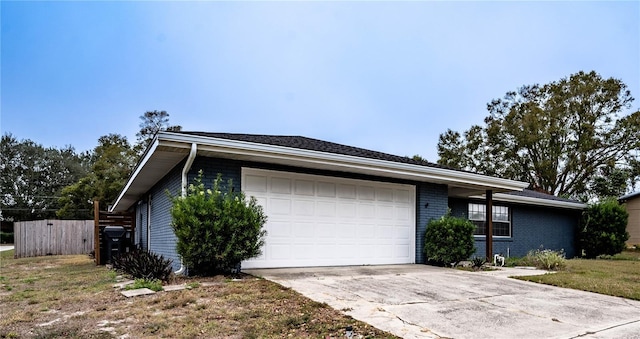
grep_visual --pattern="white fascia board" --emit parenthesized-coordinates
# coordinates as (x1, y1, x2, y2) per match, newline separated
(469, 193, 587, 210)
(109, 138, 160, 212)
(158, 132, 529, 191)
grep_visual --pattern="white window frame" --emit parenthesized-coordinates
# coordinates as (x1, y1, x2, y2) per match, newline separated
(468, 203, 511, 238)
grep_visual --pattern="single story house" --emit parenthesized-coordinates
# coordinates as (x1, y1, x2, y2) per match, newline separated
(110, 132, 586, 271)
(619, 191, 640, 246)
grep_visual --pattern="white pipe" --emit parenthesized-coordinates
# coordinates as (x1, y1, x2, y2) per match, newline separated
(175, 142, 197, 275)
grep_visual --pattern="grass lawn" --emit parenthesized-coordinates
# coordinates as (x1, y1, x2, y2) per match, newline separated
(0, 250, 398, 338)
(515, 250, 640, 300)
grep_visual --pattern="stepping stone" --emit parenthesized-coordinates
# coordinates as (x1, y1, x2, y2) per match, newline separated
(121, 288, 156, 297)
(163, 284, 187, 292)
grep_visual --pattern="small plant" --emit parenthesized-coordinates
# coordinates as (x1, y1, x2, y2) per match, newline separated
(524, 248, 566, 270)
(424, 212, 476, 267)
(112, 249, 173, 282)
(187, 282, 201, 289)
(471, 256, 486, 270)
(125, 278, 163, 292)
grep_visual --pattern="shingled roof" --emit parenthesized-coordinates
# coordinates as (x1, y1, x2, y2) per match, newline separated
(176, 131, 445, 168)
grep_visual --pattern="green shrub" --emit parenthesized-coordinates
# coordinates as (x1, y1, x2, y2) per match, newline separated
(126, 278, 163, 292)
(524, 248, 566, 270)
(579, 198, 629, 259)
(0, 232, 14, 244)
(170, 172, 267, 276)
(424, 213, 476, 267)
(112, 249, 174, 282)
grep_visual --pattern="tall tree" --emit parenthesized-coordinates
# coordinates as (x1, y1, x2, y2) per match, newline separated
(437, 71, 640, 201)
(57, 134, 137, 219)
(0, 134, 89, 221)
(135, 110, 182, 152)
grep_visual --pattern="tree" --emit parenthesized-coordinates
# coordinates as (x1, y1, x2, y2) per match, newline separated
(0, 134, 89, 221)
(57, 134, 137, 219)
(170, 172, 267, 275)
(135, 110, 182, 153)
(438, 71, 640, 200)
(578, 198, 629, 258)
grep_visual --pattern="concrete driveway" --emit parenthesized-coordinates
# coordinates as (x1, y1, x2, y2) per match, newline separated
(245, 265, 640, 339)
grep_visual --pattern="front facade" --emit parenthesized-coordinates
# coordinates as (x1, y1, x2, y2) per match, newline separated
(620, 192, 640, 246)
(113, 132, 584, 271)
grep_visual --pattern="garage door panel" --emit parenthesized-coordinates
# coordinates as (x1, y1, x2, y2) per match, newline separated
(294, 180, 315, 196)
(242, 168, 415, 268)
(317, 182, 336, 197)
(270, 198, 291, 214)
(338, 184, 357, 199)
(268, 221, 291, 237)
(244, 174, 267, 192)
(293, 200, 315, 216)
(337, 203, 357, 218)
(292, 221, 315, 238)
(395, 190, 411, 203)
(358, 204, 376, 218)
(271, 177, 291, 194)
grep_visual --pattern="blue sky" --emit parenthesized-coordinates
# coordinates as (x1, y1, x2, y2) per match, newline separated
(2, 1, 639, 162)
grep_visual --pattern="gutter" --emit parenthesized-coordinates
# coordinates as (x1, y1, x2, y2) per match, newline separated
(174, 142, 198, 275)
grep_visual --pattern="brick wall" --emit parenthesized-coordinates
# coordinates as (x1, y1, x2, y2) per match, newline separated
(450, 198, 579, 258)
(416, 183, 449, 263)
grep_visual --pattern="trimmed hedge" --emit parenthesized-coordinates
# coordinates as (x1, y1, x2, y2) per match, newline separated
(424, 213, 476, 267)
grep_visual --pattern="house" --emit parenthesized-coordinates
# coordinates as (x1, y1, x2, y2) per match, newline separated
(619, 191, 640, 247)
(110, 131, 586, 270)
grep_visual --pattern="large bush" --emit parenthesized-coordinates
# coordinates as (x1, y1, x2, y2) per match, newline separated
(170, 172, 267, 276)
(579, 198, 629, 258)
(424, 213, 476, 266)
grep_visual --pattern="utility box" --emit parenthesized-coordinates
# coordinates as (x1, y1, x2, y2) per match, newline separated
(103, 225, 126, 263)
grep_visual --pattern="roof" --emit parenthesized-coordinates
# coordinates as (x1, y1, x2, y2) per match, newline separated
(619, 191, 640, 202)
(177, 132, 445, 168)
(111, 131, 532, 212)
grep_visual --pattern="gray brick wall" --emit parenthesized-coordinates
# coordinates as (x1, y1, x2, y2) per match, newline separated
(450, 198, 578, 259)
(416, 183, 449, 263)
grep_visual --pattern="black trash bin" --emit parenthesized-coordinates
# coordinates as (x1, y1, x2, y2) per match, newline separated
(103, 225, 126, 264)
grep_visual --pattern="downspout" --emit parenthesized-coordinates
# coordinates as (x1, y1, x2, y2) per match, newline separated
(174, 142, 197, 275)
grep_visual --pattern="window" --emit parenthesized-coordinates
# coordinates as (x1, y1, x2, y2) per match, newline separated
(468, 203, 511, 237)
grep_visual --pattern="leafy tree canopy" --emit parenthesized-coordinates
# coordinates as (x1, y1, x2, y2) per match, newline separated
(1, 134, 90, 221)
(437, 71, 640, 201)
(57, 134, 137, 219)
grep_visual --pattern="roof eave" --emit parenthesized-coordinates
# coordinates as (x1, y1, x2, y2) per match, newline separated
(470, 193, 587, 210)
(159, 132, 529, 190)
(111, 131, 530, 211)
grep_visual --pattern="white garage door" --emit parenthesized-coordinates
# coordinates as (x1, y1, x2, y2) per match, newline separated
(241, 168, 416, 269)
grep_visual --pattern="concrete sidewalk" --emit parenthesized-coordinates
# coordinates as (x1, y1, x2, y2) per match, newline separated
(0, 245, 14, 252)
(245, 265, 640, 339)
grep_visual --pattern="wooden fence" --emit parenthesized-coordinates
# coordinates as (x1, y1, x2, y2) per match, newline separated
(14, 220, 94, 258)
